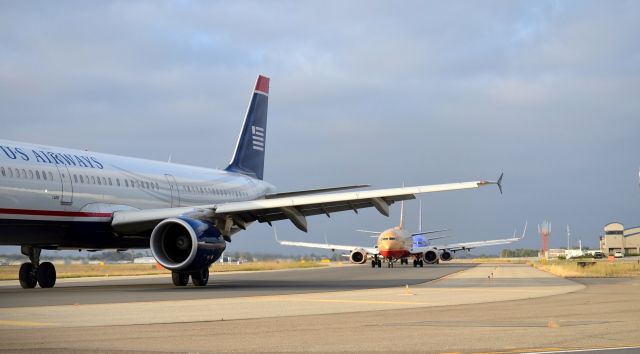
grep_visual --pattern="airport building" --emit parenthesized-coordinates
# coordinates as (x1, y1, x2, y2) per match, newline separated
(599, 222, 640, 255)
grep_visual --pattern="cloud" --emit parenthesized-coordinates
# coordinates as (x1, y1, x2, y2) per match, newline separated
(0, 0, 639, 255)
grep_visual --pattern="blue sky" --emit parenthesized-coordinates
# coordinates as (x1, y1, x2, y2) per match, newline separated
(1, 1, 639, 255)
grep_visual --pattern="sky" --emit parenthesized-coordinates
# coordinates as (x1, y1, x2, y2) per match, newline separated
(1, 1, 639, 256)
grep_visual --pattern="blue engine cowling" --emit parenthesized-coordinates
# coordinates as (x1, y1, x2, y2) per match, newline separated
(150, 217, 226, 272)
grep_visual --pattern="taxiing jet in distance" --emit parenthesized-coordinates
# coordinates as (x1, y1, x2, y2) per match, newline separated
(0, 75, 503, 288)
(276, 201, 525, 267)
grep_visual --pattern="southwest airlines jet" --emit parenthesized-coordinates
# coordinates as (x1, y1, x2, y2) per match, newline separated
(277, 201, 524, 267)
(0, 75, 502, 289)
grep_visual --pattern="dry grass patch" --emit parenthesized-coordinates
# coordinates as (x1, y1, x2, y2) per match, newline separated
(467, 258, 530, 264)
(0, 261, 327, 280)
(530, 260, 640, 277)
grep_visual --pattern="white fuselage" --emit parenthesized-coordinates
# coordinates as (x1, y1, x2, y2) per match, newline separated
(0, 139, 275, 248)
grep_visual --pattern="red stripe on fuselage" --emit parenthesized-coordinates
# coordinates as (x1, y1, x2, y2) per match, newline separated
(379, 249, 410, 259)
(0, 208, 113, 218)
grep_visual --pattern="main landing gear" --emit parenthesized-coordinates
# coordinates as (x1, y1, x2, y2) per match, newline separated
(400, 258, 409, 265)
(371, 257, 382, 268)
(413, 259, 424, 268)
(171, 267, 210, 287)
(19, 246, 57, 289)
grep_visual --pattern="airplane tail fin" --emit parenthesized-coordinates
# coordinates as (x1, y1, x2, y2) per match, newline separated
(399, 200, 405, 230)
(418, 200, 423, 233)
(225, 75, 270, 180)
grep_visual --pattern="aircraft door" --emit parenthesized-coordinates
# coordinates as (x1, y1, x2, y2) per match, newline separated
(165, 174, 180, 207)
(54, 164, 73, 205)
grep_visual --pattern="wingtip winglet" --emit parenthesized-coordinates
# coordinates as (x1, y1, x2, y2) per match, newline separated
(497, 172, 504, 194)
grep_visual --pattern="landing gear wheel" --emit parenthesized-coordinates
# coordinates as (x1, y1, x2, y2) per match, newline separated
(36, 262, 56, 288)
(377, 260, 382, 268)
(191, 267, 209, 287)
(413, 259, 418, 268)
(371, 260, 376, 268)
(19, 262, 37, 289)
(171, 271, 189, 286)
(419, 260, 424, 268)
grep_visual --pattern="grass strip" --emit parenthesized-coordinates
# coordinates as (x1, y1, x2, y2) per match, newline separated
(0, 261, 327, 280)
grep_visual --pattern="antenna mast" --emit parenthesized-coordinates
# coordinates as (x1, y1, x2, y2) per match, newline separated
(538, 221, 551, 259)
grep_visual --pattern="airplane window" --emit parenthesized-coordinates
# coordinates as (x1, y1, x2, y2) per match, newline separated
(101, 177, 106, 185)
(48, 172, 54, 180)
(91, 176, 96, 184)
(124, 180, 129, 187)
(41, 170, 46, 180)
(155, 182, 159, 190)
(7, 168, 12, 177)
(97, 177, 102, 185)
(73, 175, 78, 183)
(22, 169, 27, 178)
(35, 170, 40, 180)
(108, 178, 112, 186)
(116, 178, 120, 187)
(79, 175, 84, 183)
(136, 180, 140, 188)
(0, 167, 4, 177)
(145, 181, 150, 189)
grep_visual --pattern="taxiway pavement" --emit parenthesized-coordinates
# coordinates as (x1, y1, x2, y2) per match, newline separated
(1, 263, 638, 353)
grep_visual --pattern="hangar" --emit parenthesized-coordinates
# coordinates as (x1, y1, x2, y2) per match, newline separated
(599, 222, 640, 256)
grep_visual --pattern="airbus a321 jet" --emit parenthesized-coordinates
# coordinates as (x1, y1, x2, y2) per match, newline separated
(276, 201, 525, 267)
(0, 75, 503, 289)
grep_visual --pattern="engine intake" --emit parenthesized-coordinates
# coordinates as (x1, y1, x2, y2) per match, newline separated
(439, 250, 453, 262)
(349, 249, 368, 264)
(424, 249, 439, 264)
(150, 217, 226, 272)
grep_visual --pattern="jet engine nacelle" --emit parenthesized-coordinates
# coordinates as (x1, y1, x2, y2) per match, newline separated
(423, 249, 440, 264)
(150, 217, 226, 272)
(439, 250, 453, 262)
(349, 249, 368, 264)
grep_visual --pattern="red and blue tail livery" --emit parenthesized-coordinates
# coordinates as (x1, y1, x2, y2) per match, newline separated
(225, 75, 269, 180)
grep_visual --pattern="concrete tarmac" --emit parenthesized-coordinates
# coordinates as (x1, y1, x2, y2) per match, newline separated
(1, 263, 639, 353)
(0, 263, 471, 307)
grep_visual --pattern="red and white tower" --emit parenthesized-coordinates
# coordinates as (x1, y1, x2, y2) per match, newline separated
(538, 221, 551, 259)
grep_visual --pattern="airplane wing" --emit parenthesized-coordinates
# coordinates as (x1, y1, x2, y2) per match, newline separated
(275, 239, 378, 255)
(111, 176, 502, 237)
(431, 222, 526, 252)
(411, 229, 448, 237)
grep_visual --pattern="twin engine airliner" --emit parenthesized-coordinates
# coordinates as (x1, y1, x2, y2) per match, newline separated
(276, 201, 524, 267)
(0, 75, 502, 288)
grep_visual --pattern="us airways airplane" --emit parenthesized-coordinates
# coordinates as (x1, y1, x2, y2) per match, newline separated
(276, 201, 524, 267)
(0, 75, 502, 289)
